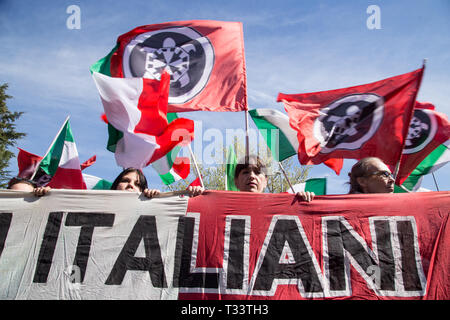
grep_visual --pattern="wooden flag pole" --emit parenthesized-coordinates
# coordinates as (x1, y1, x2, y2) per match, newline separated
(188, 144, 205, 189)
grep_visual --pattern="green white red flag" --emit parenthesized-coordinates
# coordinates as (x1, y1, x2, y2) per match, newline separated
(82, 173, 113, 190)
(92, 71, 194, 169)
(249, 108, 343, 174)
(30, 118, 86, 189)
(90, 20, 247, 113)
(396, 140, 450, 192)
(287, 177, 327, 195)
(225, 144, 238, 191)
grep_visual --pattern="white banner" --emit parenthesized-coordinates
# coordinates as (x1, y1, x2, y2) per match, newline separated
(0, 190, 188, 300)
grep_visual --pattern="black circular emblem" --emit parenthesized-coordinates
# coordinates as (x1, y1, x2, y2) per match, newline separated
(313, 94, 384, 153)
(122, 26, 214, 104)
(403, 109, 436, 154)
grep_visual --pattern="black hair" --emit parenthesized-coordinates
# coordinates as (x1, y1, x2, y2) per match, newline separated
(7, 177, 37, 189)
(234, 155, 268, 181)
(110, 168, 148, 192)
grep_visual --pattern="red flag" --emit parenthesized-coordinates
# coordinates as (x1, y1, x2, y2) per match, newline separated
(395, 101, 450, 185)
(80, 155, 97, 171)
(186, 176, 202, 189)
(17, 148, 43, 179)
(109, 20, 247, 113)
(278, 67, 424, 169)
(18, 147, 95, 189)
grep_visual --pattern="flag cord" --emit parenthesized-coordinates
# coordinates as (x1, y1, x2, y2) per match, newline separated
(432, 172, 440, 191)
(278, 161, 295, 194)
(188, 144, 205, 189)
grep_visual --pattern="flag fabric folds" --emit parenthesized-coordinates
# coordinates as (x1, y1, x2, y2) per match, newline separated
(154, 156, 191, 185)
(249, 108, 298, 162)
(396, 140, 450, 192)
(249, 108, 344, 174)
(395, 101, 450, 185)
(287, 177, 327, 195)
(152, 113, 191, 185)
(31, 118, 86, 189)
(92, 72, 194, 169)
(90, 20, 248, 113)
(17, 148, 43, 179)
(278, 67, 424, 171)
(82, 173, 113, 190)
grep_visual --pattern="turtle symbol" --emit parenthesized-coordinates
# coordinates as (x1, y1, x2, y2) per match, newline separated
(405, 116, 429, 147)
(326, 105, 362, 143)
(140, 37, 196, 88)
(313, 93, 384, 153)
(402, 109, 436, 154)
(122, 26, 215, 104)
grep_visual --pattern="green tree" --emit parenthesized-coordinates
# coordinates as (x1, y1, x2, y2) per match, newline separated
(163, 141, 310, 193)
(0, 83, 26, 188)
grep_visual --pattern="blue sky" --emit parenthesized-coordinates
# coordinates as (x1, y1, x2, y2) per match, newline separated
(1, 0, 449, 194)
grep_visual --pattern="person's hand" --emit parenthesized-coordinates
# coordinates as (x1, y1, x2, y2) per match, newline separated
(143, 188, 160, 198)
(295, 191, 315, 202)
(34, 186, 51, 197)
(187, 186, 204, 197)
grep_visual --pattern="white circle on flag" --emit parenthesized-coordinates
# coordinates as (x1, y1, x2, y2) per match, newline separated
(122, 26, 215, 104)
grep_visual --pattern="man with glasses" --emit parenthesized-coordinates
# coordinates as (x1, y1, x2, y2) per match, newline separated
(348, 157, 395, 194)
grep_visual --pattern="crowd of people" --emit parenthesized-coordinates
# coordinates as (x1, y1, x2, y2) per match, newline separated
(6, 156, 396, 200)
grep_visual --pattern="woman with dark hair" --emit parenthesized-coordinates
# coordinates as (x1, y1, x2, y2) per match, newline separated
(111, 168, 160, 197)
(348, 157, 395, 194)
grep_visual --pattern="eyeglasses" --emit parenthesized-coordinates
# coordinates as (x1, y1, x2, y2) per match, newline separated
(367, 170, 394, 179)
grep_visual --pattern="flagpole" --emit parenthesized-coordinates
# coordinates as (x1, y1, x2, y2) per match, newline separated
(30, 115, 70, 180)
(431, 172, 440, 191)
(278, 161, 295, 194)
(245, 109, 250, 159)
(188, 144, 204, 189)
(393, 60, 426, 180)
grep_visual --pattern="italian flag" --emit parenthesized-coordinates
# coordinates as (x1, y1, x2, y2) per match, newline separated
(288, 178, 327, 195)
(225, 144, 238, 191)
(31, 117, 86, 189)
(82, 174, 113, 190)
(249, 108, 298, 162)
(151, 113, 191, 185)
(249, 108, 343, 174)
(396, 140, 450, 192)
(92, 72, 194, 169)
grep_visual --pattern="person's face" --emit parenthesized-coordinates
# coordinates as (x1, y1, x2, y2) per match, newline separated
(116, 171, 141, 192)
(10, 182, 34, 192)
(357, 159, 395, 194)
(235, 165, 268, 193)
